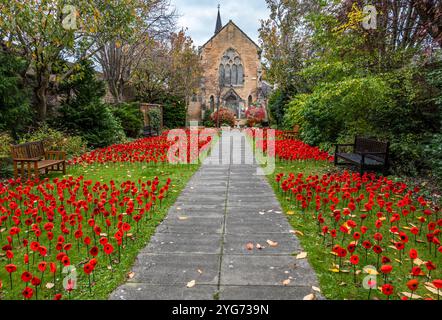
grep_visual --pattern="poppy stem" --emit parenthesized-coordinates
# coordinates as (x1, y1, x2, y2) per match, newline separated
(9, 273, 12, 290)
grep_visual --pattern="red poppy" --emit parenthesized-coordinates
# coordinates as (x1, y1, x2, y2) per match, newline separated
(373, 245, 383, 254)
(61, 255, 70, 267)
(5, 264, 17, 273)
(21, 271, 32, 283)
(90, 246, 99, 257)
(409, 248, 418, 259)
(411, 267, 422, 276)
(433, 279, 442, 289)
(31, 276, 41, 287)
(362, 240, 372, 249)
(49, 262, 57, 274)
(381, 284, 394, 296)
(407, 279, 419, 291)
(380, 265, 393, 274)
(54, 293, 63, 300)
(104, 243, 114, 255)
(425, 261, 436, 271)
(381, 256, 391, 264)
(350, 255, 359, 265)
(83, 263, 93, 275)
(38, 261, 47, 272)
(22, 287, 33, 299)
(394, 242, 404, 251)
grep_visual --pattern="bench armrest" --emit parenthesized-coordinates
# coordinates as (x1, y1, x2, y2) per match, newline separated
(45, 151, 66, 161)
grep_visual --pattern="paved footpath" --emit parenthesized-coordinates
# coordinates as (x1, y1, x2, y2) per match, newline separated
(110, 130, 322, 300)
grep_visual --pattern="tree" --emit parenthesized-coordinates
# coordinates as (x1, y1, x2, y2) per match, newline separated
(131, 30, 202, 124)
(168, 30, 203, 124)
(95, 0, 177, 103)
(0, 49, 32, 138)
(0, 0, 141, 121)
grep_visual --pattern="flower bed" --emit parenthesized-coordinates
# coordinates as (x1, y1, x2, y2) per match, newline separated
(0, 175, 171, 300)
(275, 170, 441, 300)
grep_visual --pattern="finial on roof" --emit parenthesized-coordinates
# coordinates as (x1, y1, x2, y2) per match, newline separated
(215, 4, 222, 34)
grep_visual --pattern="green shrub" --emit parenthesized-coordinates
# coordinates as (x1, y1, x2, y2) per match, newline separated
(54, 60, 126, 148)
(147, 107, 162, 133)
(0, 132, 13, 158)
(112, 103, 143, 138)
(202, 109, 214, 127)
(0, 51, 32, 138)
(20, 125, 87, 158)
(162, 96, 186, 128)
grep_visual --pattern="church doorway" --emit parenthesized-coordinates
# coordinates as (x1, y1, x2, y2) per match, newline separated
(223, 89, 243, 119)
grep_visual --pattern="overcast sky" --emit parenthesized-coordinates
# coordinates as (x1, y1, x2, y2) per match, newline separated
(172, 0, 270, 47)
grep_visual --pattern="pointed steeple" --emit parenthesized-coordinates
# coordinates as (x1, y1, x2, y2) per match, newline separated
(215, 4, 222, 34)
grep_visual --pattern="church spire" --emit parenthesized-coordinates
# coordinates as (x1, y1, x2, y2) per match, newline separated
(215, 4, 222, 34)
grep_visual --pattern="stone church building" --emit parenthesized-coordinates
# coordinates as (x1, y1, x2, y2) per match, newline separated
(188, 8, 271, 125)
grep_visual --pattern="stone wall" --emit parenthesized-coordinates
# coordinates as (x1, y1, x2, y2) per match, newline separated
(189, 21, 262, 122)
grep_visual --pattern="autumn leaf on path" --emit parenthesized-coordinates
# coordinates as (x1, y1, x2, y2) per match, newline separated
(187, 280, 196, 288)
(296, 252, 307, 259)
(282, 279, 291, 286)
(303, 293, 316, 300)
(266, 240, 278, 247)
(127, 272, 135, 279)
(246, 242, 254, 251)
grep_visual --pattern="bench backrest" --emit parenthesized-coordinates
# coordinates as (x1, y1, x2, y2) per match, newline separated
(354, 137, 389, 161)
(11, 141, 45, 160)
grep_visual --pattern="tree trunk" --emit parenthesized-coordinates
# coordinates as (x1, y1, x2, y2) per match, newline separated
(35, 78, 49, 122)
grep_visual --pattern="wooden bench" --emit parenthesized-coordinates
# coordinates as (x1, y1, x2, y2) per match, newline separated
(282, 125, 300, 140)
(334, 137, 390, 175)
(11, 141, 66, 180)
(142, 126, 159, 137)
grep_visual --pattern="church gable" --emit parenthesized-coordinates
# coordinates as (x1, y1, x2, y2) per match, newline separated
(201, 20, 260, 52)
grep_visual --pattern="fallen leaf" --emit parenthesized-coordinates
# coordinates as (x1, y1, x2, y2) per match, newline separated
(401, 292, 422, 299)
(329, 268, 340, 273)
(127, 272, 135, 279)
(197, 269, 203, 274)
(186, 280, 196, 288)
(296, 252, 307, 259)
(267, 240, 278, 247)
(282, 279, 291, 286)
(286, 211, 295, 216)
(424, 284, 439, 295)
(46, 283, 55, 289)
(178, 216, 189, 221)
(413, 258, 424, 266)
(290, 230, 304, 236)
(246, 242, 254, 251)
(312, 286, 321, 293)
(256, 243, 264, 250)
(303, 293, 316, 300)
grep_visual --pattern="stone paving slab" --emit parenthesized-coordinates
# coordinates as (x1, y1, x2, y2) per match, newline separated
(223, 233, 302, 255)
(220, 255, 319, 287)
(219, 285, 321, 300)
(144, 233, 221, 254)
(128, 254, 220, 285)
(158, 216, 224, 234)
(111, 283, 218, 300)
(110, 130, 322, 300)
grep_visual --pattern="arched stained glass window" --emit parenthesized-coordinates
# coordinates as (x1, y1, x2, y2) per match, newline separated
(225, 64, 231, 86)
(219, 48, 244, 87)
(232, 64, 238, 85)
